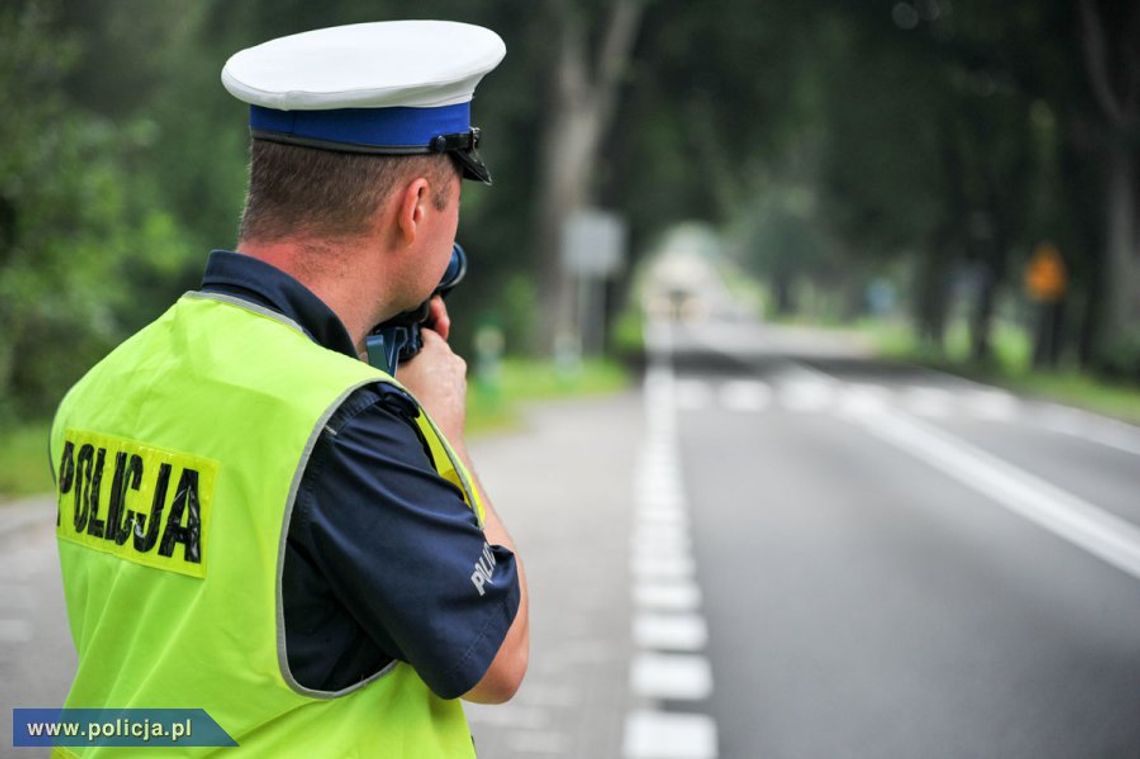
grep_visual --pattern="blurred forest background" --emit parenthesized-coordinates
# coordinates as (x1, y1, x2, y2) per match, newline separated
(1, 0, 1138, 434)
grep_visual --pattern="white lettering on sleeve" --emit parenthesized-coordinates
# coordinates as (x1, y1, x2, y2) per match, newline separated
(470, 542, 497, 596)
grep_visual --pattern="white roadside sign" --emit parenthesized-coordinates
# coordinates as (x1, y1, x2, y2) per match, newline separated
(562, 208, 627, 278)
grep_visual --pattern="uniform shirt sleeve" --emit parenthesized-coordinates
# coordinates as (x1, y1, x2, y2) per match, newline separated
(283, 383, 520, 699)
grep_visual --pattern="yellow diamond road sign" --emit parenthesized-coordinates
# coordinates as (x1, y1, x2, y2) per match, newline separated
(1026, 242, 1066, 303)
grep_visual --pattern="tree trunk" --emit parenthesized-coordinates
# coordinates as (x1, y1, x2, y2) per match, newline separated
(970, 264, 998, 364)
(1077, 257, 1104, 368)
(1077, 0, 1140, 359)
(771, 271, 796, 316)
(1033, 301, 1066, 369)
(534, 0, 646, 355)
(914, 249, 952, 353)
(1102, 136, 1138, 347)
(1058, 126, 1107, 368)
(970, 214, 1012, 365)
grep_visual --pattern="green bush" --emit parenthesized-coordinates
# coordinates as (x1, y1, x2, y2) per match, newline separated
(0, 6, 196, 420)
(1097, 328, 1140, 383)
(0, 421, 52, 499)
(612, 305, 645, 358)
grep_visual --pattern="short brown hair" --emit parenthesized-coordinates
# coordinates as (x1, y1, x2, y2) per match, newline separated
(238, 140, 456, 243)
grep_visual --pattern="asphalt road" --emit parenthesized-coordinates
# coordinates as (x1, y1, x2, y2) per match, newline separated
(4, 318, 1140, 758)
(662, 318, 1140, 758)
(0, 499, 76, 755)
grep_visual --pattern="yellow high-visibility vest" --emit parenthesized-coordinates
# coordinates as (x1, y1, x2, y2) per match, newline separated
(49, 291, 484, 757)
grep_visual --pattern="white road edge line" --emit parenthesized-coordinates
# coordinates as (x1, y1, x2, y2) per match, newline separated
(852, 407, 1140, 582)
(700, 324, 1140, 458)
(905, 360, 1140, 459)
(692, 326, 1140, 583)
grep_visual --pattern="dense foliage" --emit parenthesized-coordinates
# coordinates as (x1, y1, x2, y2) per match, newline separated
(1, 0, 1136, 420)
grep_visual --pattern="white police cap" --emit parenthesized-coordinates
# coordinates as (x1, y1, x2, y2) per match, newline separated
(221, 20, 506, 184)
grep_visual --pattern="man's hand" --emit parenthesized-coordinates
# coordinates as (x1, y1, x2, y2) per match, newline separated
(398, 297, 466, 446)
(423, 294, 451, 341)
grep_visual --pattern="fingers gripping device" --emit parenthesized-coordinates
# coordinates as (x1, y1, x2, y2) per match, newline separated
(366, 243, 467, 375)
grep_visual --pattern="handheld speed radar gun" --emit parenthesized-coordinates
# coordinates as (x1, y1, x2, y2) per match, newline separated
(366, 242, 468, 376)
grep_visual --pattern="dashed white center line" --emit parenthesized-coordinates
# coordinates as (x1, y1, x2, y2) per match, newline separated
(623, 710, 718, 759)
(838, 384, 891, 417)
(675, 379, 713, 410)
(638, 491, 684, 509)
(904, 386, 954, 418)
(632, 613, 709, 651)
(633, 581, 703, 612)
(636, 506, 689, 527)
(631, 555, 697, 580)
(966, 389, 1019, 421)
(630, 652, 714, 700)
(719, 380, 770, 412)
(628, 322, 718, 759)
(632, 524, 692, 556)
(779, 380, 835, 412)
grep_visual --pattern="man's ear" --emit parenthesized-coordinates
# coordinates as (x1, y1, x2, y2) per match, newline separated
(396, 177, 432, 246)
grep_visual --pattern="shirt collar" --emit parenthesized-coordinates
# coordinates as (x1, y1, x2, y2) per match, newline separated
(198, 250, 359, 358)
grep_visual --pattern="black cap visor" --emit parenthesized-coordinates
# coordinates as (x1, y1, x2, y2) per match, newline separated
(430, 128, 492, 186)
(450, 147, 492, 185)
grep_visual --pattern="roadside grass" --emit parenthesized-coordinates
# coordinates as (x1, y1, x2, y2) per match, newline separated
(863, 318, 1140, 425)
(0, 420, 53, 501)
(0, 359, 630, 501)
(467, 357, 630, 434)
(867, 318, 1032, 373)
(999, 372, 1140, 425)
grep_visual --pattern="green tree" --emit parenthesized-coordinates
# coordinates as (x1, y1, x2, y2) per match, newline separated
(0, 2, 193, 418)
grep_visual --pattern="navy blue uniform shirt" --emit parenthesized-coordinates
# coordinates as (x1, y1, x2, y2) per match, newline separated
(200, 250, 520, 698)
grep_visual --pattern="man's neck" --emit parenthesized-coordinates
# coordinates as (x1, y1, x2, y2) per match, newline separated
(237, 239, 393, 359)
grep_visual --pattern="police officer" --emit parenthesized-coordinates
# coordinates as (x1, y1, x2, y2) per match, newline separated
(49, 21, 527, 757)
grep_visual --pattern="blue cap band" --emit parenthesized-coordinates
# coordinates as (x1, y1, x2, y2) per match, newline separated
(249, 102, 471, 149)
